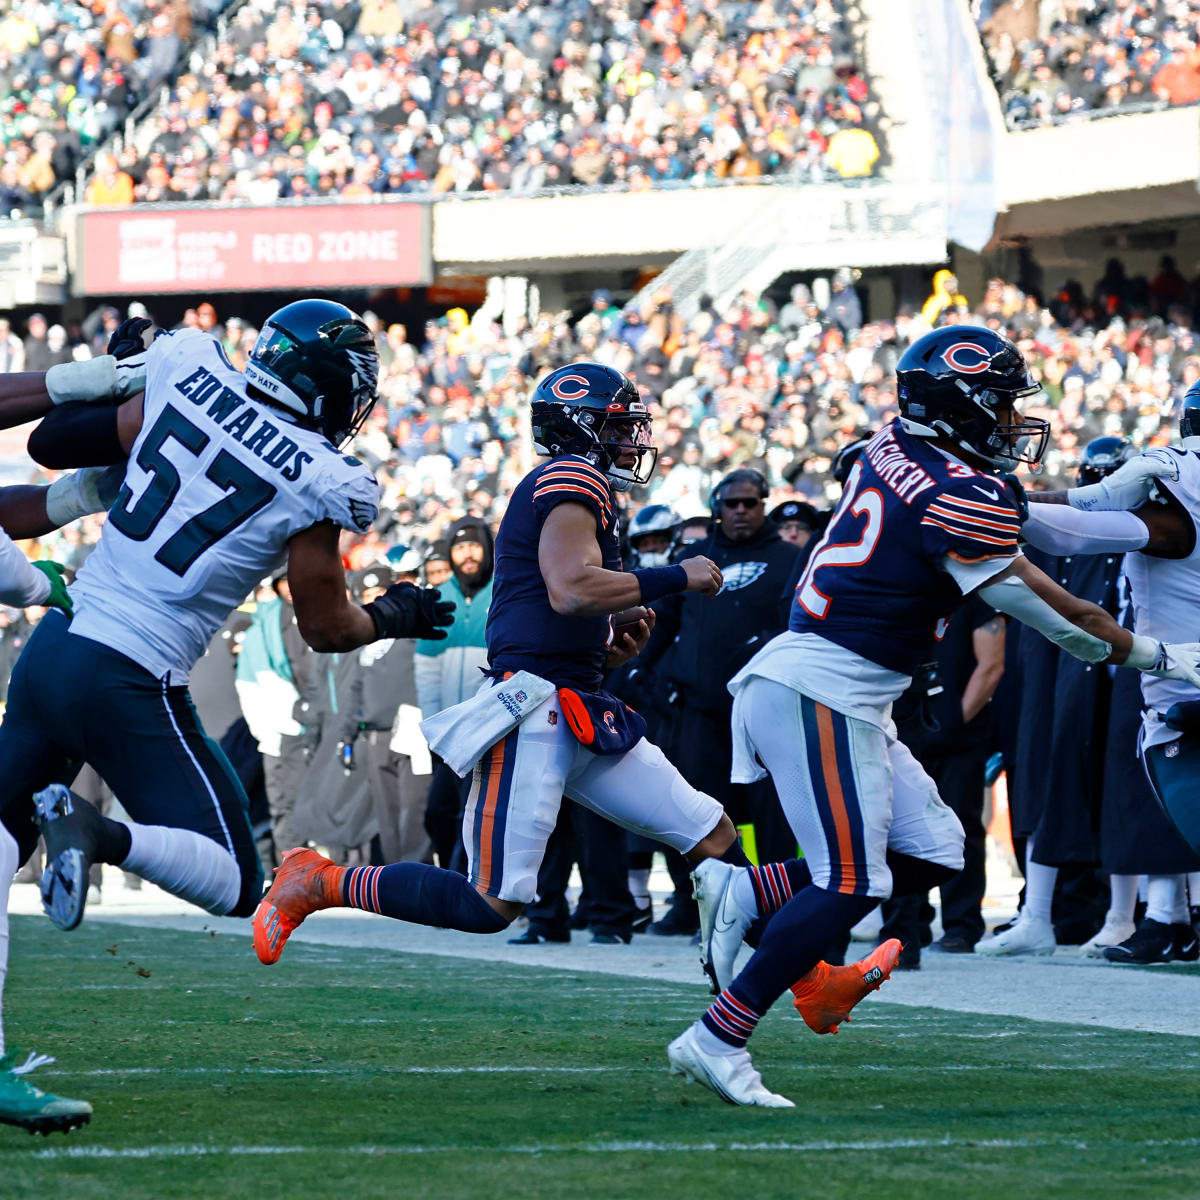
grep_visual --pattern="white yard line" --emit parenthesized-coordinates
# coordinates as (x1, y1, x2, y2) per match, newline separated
(14, 884, 1200, 1039)
(16, 1135, 1200, 1161)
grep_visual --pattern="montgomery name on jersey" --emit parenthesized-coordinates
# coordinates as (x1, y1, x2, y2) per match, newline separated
(70, 328, 379, 683)
(790, 420, 1021, 680)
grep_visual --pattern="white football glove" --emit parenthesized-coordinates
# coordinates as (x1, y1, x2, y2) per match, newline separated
(1068, 449, 1180, 512)
(1126, 635, 1200, 688)
(45, 464, 126, 527)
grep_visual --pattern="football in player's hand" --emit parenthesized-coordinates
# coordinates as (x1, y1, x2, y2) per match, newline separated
(612, 606, 652, 642)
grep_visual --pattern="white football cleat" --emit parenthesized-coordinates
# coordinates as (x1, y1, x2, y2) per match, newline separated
(976, 913, 1056, 957)
(693, 859, 756, 995)
(667, 1024, 793, 1108)
(1079, 915, 1137, 958)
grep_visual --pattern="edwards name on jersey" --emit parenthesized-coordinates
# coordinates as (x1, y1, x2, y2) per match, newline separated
(790, 420, 1022, 675)
(71, 329, 379, 683)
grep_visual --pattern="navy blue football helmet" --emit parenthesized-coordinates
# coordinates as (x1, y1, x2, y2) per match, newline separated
(244, 299, 379, 445)
(896, 326, 1049, 470)
(1077, 436, 1135, 485)
(627, 503, 679, 566)
(530, 362, 657, 491)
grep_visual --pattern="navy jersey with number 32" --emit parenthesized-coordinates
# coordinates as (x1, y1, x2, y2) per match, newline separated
(486, 454, 622, 688)
(790, 422, 1021, 674)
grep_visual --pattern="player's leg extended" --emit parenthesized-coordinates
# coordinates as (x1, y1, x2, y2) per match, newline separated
(254, 697, 573, 963)
(0, 652, 93, 1132)
(32, 639, 265, 925)
(667, 683, 900, 1106)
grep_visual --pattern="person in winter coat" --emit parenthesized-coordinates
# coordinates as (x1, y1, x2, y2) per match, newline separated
(639, 468, 800, 932)
(416, 515, 495, 869)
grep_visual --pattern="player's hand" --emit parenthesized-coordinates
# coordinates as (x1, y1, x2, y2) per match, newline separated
(1136, 640, 1200, 689)
(681, 554, 722, 596)
(363, 581, 455, 641)
(31, 561, 72, 616)
(1068, 450, 1180, 512)
(106, 316, 155, 359)
(606, 607, 655, 666)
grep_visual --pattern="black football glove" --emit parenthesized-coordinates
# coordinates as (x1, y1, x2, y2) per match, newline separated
(363, 581, 455, 641)
(106, 316, 155, 359)
(996, 471, 1028, 524)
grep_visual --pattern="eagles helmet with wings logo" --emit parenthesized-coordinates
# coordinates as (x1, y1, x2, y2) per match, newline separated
(244, 299, 379, 446)
(531, 362, 657, 491)
(896, 325, 1049, 471)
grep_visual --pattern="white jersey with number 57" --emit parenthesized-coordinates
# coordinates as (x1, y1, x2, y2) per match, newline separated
(70, 329, 379, 683)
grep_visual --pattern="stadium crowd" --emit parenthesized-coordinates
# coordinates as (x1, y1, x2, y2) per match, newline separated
(0, 0, 225, 216)
(976, 0, 1200, 129)
(3, 253, 1200, 955)
(1, 0, 884, 214)
(98, 0, 881, 208)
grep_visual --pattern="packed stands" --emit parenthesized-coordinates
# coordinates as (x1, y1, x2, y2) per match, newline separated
(81, 0, 883, 207)
(976, 0, 1200, 129)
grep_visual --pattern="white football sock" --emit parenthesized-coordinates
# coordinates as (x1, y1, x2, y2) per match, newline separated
(1023, 838, 1056, 925)
(628, 869, 650, 908)
(1172, 877, 1191, 924)
(694, 1020, 740, 1057)
(1145, 875, 1179, 926)
(0, 826, 16, 1057)
(1188, 873, 1200, 909)
(121, 823, 240, 915)
(1108, 874, 1139, 923)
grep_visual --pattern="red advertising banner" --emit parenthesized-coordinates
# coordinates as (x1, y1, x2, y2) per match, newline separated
(76, 201, 432, 295)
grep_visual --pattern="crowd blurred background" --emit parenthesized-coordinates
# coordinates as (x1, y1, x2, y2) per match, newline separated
(976, 0, 1200, 129)
(0, 0, 884, 216)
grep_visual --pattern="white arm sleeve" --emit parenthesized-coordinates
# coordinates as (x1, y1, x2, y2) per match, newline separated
(0, 533, 50, 607)
(978, 574, 1111, 664)
(1022, 503, 1148, 556)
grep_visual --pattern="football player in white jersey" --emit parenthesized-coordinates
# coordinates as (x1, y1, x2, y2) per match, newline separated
(0, 300, 451, 1133)
(1019, 388, 1200, 944)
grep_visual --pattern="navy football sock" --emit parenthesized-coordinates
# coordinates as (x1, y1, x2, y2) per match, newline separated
(718, 840, 752, 868)
(743, 859, 811, 948)
(704, 886, 877, 1044)
(343, 863, 510, 933)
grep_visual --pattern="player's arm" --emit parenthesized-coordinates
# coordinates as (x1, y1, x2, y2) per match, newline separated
(538, 501, 721, 616)
(1027, 448, 1179, 509)
(977, 555, 1200, 685)
(287, 521, 453, 652)
(0, 465, 125, 540)
(1021, 490, 1193, 559)
(961, 615, 1006, 724)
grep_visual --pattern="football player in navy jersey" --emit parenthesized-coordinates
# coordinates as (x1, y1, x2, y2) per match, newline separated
(255, 363, 884, 1098)
(669, 326, 1200, 1106)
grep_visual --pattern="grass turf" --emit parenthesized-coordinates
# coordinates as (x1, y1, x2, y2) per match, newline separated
(2, 915, 1199, 1199)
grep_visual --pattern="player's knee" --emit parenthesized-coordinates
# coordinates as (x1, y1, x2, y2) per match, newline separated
(886, 849, 958, 896)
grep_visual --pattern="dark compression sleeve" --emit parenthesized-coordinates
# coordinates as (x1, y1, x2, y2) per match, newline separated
(27, 401, 125, 468)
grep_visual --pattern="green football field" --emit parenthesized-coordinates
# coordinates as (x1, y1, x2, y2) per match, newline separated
(3, 915, 1199, 1199)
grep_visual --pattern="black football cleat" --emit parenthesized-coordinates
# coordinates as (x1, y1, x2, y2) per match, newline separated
(1170, 923, 1199, 962)
(33, 785, 106, 931)
(1103, 918, 1175, 965)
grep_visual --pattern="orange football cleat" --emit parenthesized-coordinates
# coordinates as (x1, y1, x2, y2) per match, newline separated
(253, 848, 344, 965)
(789, 938, 903, 1034)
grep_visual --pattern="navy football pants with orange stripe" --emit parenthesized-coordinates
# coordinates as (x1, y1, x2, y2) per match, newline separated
(738, 677, 965, 899)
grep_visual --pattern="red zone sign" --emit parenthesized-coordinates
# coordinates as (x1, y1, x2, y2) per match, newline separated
(75, 202, 432, 294)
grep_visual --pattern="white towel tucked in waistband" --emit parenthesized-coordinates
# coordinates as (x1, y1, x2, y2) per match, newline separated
(419, 670, 557, 777)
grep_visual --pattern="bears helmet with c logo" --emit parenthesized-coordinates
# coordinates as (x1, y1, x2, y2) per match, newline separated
(530, 362, 657, 491)
(896, 325, 1049, 471)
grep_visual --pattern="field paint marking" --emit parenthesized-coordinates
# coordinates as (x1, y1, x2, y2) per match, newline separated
(43, 1059, 1191, 1079)
(20, 1136, 1200, 1161)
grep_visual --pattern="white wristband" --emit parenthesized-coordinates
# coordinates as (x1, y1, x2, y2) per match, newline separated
(1125, 634, 1162, 671)
(45, 467, 120, 527)
(45, 353, 147, 405)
